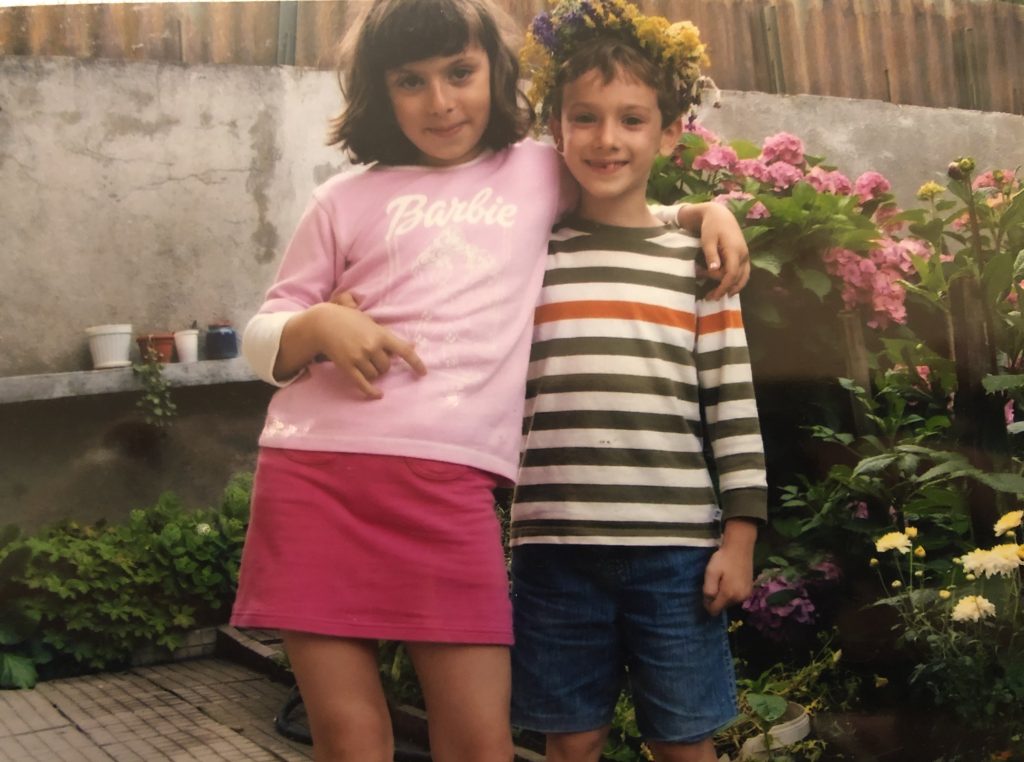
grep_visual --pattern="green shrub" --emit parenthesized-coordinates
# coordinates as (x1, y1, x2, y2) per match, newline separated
(0, 473, 252, 688)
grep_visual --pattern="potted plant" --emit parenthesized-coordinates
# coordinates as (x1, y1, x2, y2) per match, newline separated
(136, 332, 176, 363)
(85, 323, 132, 369)
(132, 346, 177, 428)
(174, 321, 200, 363)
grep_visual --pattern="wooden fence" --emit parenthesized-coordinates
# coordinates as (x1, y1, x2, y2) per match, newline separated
(1, 0, 1022, 114)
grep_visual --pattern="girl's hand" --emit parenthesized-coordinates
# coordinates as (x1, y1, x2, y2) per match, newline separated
(677, 202, 751, 299)
(279, 301, 426, 399)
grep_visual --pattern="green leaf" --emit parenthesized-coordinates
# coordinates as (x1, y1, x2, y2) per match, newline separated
(728, 139, 762, 160)
(771, 518, 804, 539)
(765, 589, 800, 607)
(1008, 422, 1024, 435)
(746, 692, 788, 724)
(982, 374, 1024, 393)
(852, 454, 898, 476)
(973, 471, 1024, 495)
(752, 252, 783, 276)
(0, 652, 37, 689)
(795, 267, 833, 299)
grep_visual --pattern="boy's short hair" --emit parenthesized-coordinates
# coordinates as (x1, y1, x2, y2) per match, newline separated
(328, 0, 534, 165)
(548, 37, 683, 128)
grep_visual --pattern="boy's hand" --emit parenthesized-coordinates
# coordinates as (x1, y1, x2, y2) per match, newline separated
(677, 202, 750, 299)
(702, 519, 757, 616)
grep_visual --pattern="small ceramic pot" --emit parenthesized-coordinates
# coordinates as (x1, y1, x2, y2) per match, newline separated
(174, 329, 199, 363)
(136, 333, 176, 363)
(206, 323, 239, 360)
(85, 324, 133, 369)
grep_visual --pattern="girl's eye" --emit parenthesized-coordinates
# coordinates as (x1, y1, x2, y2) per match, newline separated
(450, 66, 475, 83)
(394, 75, 423, 90)
(571, 113, 596, 124)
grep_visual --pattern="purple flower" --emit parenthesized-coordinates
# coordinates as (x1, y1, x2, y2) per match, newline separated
(742, 574, 817, 641)
(531, 13, 557, 50)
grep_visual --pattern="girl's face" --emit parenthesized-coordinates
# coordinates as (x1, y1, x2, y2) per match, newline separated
(385, 44, 492, 167)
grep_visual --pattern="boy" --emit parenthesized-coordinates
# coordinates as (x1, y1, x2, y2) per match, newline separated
(511, 5, 767, 762)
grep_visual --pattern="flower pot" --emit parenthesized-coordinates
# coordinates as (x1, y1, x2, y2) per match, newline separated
(137, 333, 176, 363)
(205, 323, 238, 360)
(85, 324, 133, 369)
(173, 329, 199, 363)
(739, 701, 811, 760)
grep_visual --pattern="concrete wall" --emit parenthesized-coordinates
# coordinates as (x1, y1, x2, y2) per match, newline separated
(1, 55, 1022, 530)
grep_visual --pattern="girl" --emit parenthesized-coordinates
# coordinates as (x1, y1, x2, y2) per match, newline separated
(230, 1, 748, 760)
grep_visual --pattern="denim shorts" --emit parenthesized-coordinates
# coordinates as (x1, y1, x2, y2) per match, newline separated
(510, 544, 737, 744)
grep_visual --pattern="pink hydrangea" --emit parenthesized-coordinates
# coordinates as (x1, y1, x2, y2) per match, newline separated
(854, 171, 892, 203)
(804, 166, 853, 195)
(714, 191, 770, 220)
(766, 161, 804, 191)
(851, 501, 870, 519)
(823, 238, 928, 328)
(734, 158, 771, 184)
(760, 132, 805, 166)
(973, 169, 1017, 191)
(683, 121, 720, 145)
(1006, 400, 1016, 427)
(693, 145, 739, 173)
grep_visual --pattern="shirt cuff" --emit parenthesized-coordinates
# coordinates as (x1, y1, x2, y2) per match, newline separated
(649, 202, 687, 227)
(720, 487, 768, 524)
(242, 312, 304, 387)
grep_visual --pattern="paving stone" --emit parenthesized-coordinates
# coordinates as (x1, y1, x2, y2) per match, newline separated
(0, 688, 67, 736)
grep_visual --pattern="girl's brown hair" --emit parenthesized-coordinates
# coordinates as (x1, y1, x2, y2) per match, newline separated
(328, 0, 534, 165)
(549, 38, 684, 128)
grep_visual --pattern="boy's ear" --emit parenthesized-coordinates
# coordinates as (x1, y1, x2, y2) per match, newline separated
(659, 116, 683, 157)
(549, 115, 564, 153)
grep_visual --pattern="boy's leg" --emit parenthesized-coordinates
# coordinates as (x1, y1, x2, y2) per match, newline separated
(405, 641, 514, 762)
(546, 728, 611, 762)
(647, 738, 719, 762)
(510, 545, 624, 759)
(618, 547, 738, 757)
(282, 631, 393, 762)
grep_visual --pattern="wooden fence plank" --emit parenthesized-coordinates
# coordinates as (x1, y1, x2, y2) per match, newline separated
(1, 0, 1021, 115)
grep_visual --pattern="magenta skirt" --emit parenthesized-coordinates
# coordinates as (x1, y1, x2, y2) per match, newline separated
(231, 448, 512, 645)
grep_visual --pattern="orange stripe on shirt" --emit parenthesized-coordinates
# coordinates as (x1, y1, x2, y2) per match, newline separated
(535, 300, 696, 330)
(697, 309, 744, 335)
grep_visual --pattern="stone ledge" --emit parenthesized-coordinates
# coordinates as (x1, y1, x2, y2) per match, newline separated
(0, 357, 259, 404)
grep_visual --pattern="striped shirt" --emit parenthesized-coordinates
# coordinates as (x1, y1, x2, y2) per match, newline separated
(510, 216, 767, 547)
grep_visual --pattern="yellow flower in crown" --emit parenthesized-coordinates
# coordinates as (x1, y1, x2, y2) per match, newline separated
(521, 0, 711, 121)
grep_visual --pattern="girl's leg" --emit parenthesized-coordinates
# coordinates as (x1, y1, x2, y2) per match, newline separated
(405, 642, 515, 762)
(545, 728, 610, 762)
(282, 631, 393, 762)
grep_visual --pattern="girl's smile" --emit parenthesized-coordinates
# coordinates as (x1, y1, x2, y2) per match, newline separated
(386, 44, 492, 167)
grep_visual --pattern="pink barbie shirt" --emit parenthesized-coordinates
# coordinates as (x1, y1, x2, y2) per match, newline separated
(244, 140, 573, 482)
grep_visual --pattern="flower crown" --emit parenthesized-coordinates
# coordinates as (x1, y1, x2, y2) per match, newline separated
(521, 0, 711, 122)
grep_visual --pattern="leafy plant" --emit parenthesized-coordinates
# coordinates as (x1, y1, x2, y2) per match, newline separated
(132, 345, 177, 427)
(0, 473, 251, 687)
(870, 512, 1024, 733)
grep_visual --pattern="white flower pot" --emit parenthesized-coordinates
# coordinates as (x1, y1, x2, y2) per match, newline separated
(174, 329, 199, 363)
(739, 702, 811, 760)
(85, 324, 133, 369)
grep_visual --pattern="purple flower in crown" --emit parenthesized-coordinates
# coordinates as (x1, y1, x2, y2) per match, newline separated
(531, 13, 557, 51)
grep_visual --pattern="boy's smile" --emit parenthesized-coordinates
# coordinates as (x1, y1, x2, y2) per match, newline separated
(386, 44, 492, 168)
(552, 68, 681, 226)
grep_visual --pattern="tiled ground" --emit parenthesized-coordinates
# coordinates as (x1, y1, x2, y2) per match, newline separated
(0, 658, 312, 762)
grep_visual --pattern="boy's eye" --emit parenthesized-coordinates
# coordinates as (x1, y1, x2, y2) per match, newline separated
(623, 115, 646, 126)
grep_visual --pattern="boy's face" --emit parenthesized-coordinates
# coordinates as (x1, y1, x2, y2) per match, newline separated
(385, 43, 492, 167)
(552, 67, 681, 225)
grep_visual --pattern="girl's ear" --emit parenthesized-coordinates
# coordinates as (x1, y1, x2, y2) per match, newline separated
(549, 115, 564, 153)
(659, 116, 683, 157)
